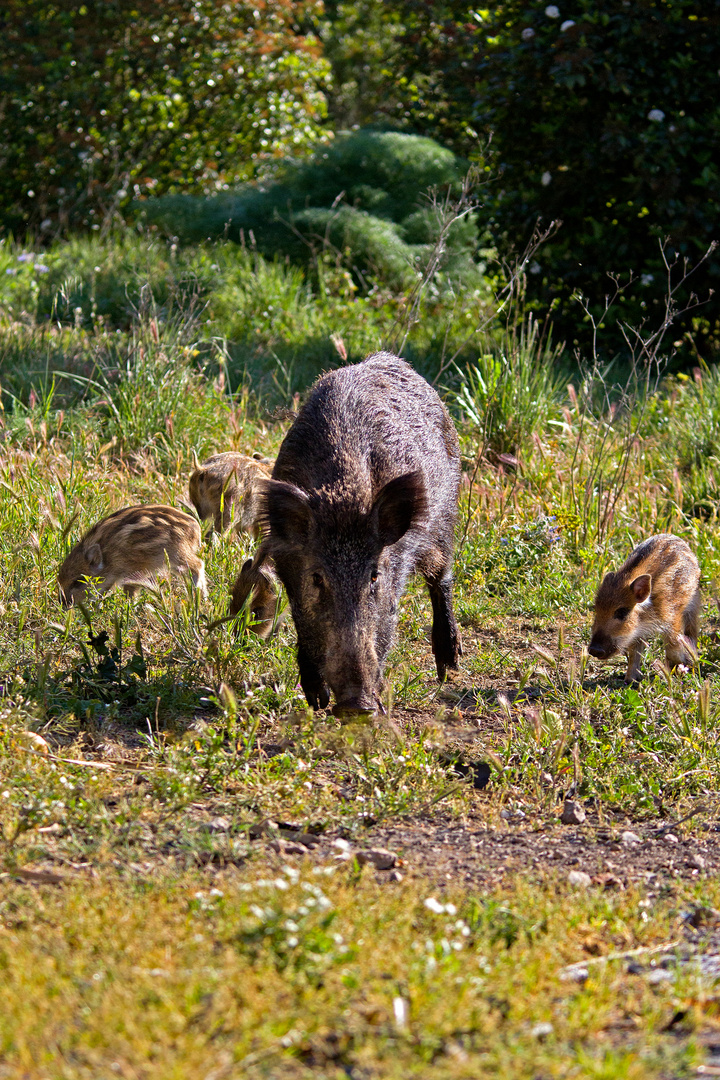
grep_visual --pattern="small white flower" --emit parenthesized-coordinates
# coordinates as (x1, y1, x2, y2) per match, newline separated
(393, 997, 409, 1029)
(641, 273, 654, 286)
(529, 260, 542, 275)
(560, 19, 575, 30)
(522, 27, 536, 40)
(424, 897, 445, 914)
(647, 109, 665, 122)
(541, 171, 552, 186)
(545, 5, 560, 17)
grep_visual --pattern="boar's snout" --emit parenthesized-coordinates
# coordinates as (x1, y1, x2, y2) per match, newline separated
(324, 633, 381, 718)
(588, 632, 616, 659)
(328, 671, 380, 718)
(332, 694, 377, 719)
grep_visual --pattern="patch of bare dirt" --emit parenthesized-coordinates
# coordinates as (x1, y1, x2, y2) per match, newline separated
(225, 809, 720, 891)
(360, 812, 719, 890)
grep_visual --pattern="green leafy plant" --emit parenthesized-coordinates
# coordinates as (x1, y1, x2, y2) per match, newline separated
(139, 131, 485, 296)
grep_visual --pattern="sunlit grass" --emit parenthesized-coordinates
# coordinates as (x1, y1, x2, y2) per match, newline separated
(3, 233, 720, 1073)
(0, 866, 711, 1078)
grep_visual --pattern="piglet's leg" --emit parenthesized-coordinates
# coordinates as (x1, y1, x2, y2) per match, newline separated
(664, 631, 696, 671)
(189, 558, 208, 599)
(682, 589, 701, 652)
(625, 640, 646, 683)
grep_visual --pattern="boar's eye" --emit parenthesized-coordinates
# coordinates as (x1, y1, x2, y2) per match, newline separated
(613, 606, 630, 621)
(312, 572, 324, 590)
(370, 567, 378, 584)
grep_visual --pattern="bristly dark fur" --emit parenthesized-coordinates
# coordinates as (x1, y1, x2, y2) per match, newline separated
(258, 351, 462, 715)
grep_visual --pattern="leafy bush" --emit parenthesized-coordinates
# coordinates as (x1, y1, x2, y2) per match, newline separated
(90, 319, 230, 465)
(138, 130, 485, 294)
(454, 315, 567, 458)
(395, 0, 720, 359)
(645, 366, 720, 520)
(0, 0, 329, 233)
(0, 233, 212, 328)
(0, 227, 497, 417)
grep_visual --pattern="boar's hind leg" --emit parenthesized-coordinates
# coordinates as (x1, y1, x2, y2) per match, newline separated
(426, 573, 462, 681)
(297, 647, 331, 710)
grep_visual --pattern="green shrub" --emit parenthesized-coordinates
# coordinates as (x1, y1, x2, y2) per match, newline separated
(454, 316, 567, 459)
(138, 131, 485, 295)
(645, 366, 720, 521)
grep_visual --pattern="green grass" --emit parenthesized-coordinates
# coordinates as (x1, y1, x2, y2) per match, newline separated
(3, 230, 720, 1075)
(0, 866, 711, 1078)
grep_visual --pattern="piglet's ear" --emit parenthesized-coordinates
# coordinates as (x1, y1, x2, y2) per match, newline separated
(630, 573, 651, 603)
(85, 543, 104, 573)
(371, 470, 428, 548)
(261, 479, 311, 546)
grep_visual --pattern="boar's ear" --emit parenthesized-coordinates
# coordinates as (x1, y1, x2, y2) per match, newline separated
(371, 470, 428, 548)
(630, 573, 651, 603)
(262, 480, 311, 546)
(85, 543, 104, 573)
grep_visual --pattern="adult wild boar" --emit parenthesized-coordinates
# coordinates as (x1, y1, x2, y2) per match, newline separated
(254, 352, 462, 715)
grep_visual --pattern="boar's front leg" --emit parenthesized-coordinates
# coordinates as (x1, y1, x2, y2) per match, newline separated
(297, 646, 331, 710)
(426, 573, 462, 681)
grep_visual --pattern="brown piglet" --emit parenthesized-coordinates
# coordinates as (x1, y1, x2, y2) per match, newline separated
(189, 452, 272, 536)
(58, 505, 206, 606)
(229, 556, 282, 639)
(588, 534, 700, 682)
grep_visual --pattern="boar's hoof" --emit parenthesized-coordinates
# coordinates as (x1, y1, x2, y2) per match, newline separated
(306, 684, 331, 710)
(300, 677, 331, 711)
(432, 625, 462, 681)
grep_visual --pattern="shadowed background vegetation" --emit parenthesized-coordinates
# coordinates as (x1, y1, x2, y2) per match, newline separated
(2, 0, 718, 359)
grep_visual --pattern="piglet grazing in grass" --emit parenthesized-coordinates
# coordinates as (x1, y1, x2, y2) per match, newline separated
(189, 452, 271, 536)
(58, 505, 206, 606)
(229, 557, 282, 639)
(588, 534, 700, 683)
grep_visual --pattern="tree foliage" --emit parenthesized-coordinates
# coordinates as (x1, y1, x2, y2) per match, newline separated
(397, 0, 720, 356)
(316, 2, 408, 130)
(0, 0, 329, 233)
